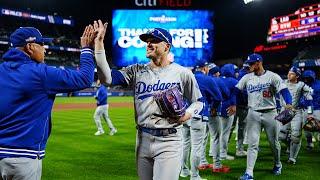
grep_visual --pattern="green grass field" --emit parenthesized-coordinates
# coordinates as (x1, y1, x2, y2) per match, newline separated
(43, 97, 320, 180)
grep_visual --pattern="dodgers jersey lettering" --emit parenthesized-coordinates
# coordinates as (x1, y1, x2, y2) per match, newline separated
(236, 71, 287, 111)
(120, 63, 202, 128)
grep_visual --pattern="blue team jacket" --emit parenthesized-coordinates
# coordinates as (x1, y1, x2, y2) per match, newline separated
(302, 70, 320, 110)
(194, 71, 223, 118)
(0, 48, 95, 159)
(96, 85, 108, 106)
(236, 68, 248, 107)
(211, 76, 230, 101)
(219, 64, 238, 117)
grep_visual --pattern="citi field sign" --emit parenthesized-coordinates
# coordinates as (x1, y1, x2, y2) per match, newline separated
(134, 0, 192, 7)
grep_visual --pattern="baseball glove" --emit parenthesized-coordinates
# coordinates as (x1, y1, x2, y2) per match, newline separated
(303, 117, 320, 132)
(153, 86, 187, 124)
(274, 109, 296, 125)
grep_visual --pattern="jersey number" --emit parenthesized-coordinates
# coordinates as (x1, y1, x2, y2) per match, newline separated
(263, 90, 272, 98)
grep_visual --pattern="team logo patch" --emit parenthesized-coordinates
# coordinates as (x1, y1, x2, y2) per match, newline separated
(247, 83, 271, 93)
(136, 80, 181, 100)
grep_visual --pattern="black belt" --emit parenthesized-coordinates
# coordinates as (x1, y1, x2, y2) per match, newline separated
(254, 108, 275, 113)
(137, 126, 177, 136)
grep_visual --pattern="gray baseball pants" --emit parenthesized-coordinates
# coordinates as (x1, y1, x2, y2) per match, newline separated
(245, 109, 281, 176)
(136, 128, 183, 180)
(220, 115, 235, 158)
(189, 118, 207, 179)
(181, 123, 191, 176)
(207, 116, 222, 168)
(0, 158, 42, 180)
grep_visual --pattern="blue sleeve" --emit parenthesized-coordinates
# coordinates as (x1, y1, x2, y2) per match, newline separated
(43, 48, 95, 94)
(305, 100, 313, 107)
(217, 78, 230, 100)
(100, 87, 107, 101)
(207, 78, 223, 108)
(280, 88, 292, 105)
(229, 79, 238, 106)
(111, 69, 128, 86)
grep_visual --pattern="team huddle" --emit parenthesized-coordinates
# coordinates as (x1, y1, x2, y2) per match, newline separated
(0, 20, 319, 180)
(95, 24, 320, 180)
(181, 55, 318, 180)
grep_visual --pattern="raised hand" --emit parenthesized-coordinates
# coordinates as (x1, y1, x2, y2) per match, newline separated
(80, 25, 96, 48)
(93, 20, 108, 43)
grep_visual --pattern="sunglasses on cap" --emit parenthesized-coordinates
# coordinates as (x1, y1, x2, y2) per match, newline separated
(145, 37, 163, 44)
(151, 29, 170, 43)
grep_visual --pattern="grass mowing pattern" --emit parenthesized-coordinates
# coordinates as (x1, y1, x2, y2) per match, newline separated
(43, 97, 320, 180)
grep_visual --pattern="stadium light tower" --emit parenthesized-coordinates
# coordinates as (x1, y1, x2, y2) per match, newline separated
(244, 0, 256, 4)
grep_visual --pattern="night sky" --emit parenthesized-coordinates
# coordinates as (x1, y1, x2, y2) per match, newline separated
(0, 0, 319, 60)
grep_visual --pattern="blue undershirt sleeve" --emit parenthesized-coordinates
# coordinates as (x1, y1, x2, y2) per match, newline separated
(280, 88, 292, 105)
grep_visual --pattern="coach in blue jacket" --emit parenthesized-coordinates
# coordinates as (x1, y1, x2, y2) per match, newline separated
(181, 62, 222, 179)
(0, 24, 99, 179)
(218, 64, 239, 160)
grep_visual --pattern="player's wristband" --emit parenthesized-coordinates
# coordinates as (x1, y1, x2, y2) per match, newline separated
(186, 101, 203, 118)
(95, 50, 112, 85)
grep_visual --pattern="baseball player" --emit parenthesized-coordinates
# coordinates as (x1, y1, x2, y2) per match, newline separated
(180, 118, 192, 177)
(235, 53, 293, 180)
(0, 24, 97, 179)
(198, 63, 230, 169)
(94, 21, 203, 180)
(233, 63, 250, 157)
(93, 79, 117, 136)
(199, 64, 234, 173)
(180, 62, 222, 179)
(218, 64, 239, 160)
(278, 67, 313, 164)
(302, 70, 320, 150)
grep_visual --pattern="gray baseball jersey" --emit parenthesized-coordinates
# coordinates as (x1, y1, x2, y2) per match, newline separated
(236, 70, 284, 176)
(119, 62, 202, 129)
(281, 80, 313, 108)
(278, 80, 313, 163)
(236, 71, 287, 111)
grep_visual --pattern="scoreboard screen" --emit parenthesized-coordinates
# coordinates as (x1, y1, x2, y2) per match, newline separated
(267, 3, 320, 43)
(112, 9, 214, 67)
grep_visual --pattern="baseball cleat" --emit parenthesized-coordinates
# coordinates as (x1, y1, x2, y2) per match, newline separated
(109, 129, 117, 136)
(198, 164, 213, 170)
(239, 172, 254, 180)
(306, 143, 314, 151)
(94, 131, 105, 136)
(220, 155, 235, 160)
(190, 176, 207, 180)
(287, 158, 296, 165)
(272, 165, 282, 175)
(236, 150, 247, 157)
(179, 170, 190, 177)
(212, 165, 230, 173)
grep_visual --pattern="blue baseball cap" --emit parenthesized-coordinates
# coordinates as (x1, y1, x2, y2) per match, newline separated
(245, 53, 263, 64)
(289, 66, 301, 77)
(208, 63, 220, 75)
(195, 61, 209, 68)
(10, 27, 53, 47)
(302, 70, 316, 80)
(139, 28, 172, 44)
